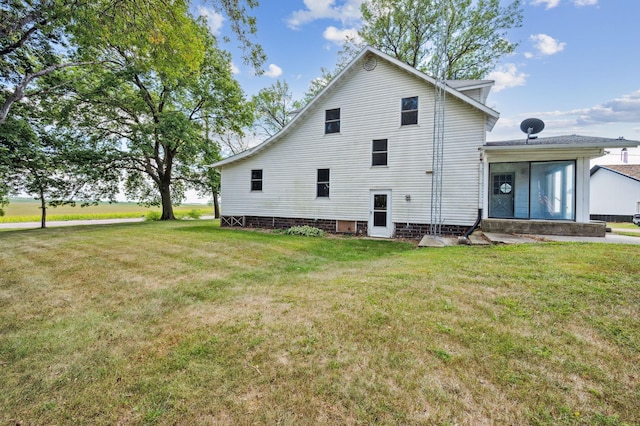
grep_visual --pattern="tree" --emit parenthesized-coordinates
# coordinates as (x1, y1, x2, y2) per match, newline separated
(358, 0, 523, 79)
(0, 115, 120, 228)
(60, 17, 254, 220)
(0, 0, 265, 124)
(252, 80, 295, 138)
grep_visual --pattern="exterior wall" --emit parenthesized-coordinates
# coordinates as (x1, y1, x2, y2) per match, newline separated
(590, 169, 640, 217)
(459, 88, 482, 103)
(220, 215, 466, 239)
(483, 149, 602, 224)
(220, 57, 487, 232)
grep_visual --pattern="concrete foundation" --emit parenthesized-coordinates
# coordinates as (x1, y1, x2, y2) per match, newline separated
(481, 219, 606, 237)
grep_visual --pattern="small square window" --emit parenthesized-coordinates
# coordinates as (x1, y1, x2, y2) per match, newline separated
(401, 96, 418, 126)
(325, 108, 340, 134)
(251, 169, 262, 191)
(372, 139, 388, 166)
(317, 168, 330, 197)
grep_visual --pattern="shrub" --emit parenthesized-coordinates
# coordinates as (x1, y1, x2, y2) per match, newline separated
(186, 209, 201, 219)
(144, 211, 162, 221)
(285, 225, 324, 237)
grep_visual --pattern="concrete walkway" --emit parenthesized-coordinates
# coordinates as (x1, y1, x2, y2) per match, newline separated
(418, 230, 640, 247)
(483, 232, 640, 245)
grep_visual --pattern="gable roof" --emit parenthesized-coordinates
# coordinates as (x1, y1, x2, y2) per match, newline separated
(446, 80, 494, 90)
(212, 46, 500, 168)
(590, 164, 640, 182)
(484, 135, 640, 151)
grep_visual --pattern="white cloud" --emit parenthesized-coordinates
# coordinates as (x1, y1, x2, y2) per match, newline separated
(531, 0, 560, 9)
(287, 0, 363, 29)
(486, 64, 528, 92)
(323, 26, 362, 45)
(264, 64, 283, 78)
(531, 0, 597, 9)
(230, 62, 240, 75)
(488, 91, 640, 142)
(530, 34, 566, 56)
(198, 6, 224, 35)
(576, 90, 640, 125)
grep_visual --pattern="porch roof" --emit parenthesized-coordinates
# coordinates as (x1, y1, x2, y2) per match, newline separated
(484, 135, 639, 151)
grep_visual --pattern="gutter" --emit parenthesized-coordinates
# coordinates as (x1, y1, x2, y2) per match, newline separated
(464, 208, 483, 239)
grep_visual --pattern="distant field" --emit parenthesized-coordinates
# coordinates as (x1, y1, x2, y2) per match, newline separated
(0, 198, 213, 223)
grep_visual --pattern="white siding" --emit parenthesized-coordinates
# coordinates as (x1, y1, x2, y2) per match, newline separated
(220, 57, 487, 227)
(590, 169, 640, 216)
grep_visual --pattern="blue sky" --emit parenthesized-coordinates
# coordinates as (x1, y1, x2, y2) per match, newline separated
(197, 0, 640, 164)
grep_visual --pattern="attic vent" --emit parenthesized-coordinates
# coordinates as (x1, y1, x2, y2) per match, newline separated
(363, 56, 377, 71)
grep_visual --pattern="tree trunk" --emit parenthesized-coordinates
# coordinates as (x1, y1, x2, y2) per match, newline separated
(213, 190, 220, 218)
(39, 189, 47, 229)
(159, 182, 175, 220)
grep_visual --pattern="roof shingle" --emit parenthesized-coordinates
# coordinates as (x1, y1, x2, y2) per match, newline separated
(595, 164, 640, 181)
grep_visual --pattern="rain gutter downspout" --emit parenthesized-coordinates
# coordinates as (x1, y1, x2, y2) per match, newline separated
(463, 151, 485, 239)
(464, 208, 482, 238)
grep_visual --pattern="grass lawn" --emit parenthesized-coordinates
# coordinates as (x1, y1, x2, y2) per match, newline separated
(0, 198, 213, 223)
(1, 221, 639, 425)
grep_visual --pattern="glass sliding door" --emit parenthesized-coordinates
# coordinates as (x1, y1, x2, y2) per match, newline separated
(529, 161, 575, 220)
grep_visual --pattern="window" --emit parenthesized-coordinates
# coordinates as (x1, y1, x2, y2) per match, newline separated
(372, 139, 388, 166)
(325, 108, 340, 134)
(317, 168, 330, 197)
(373, 194, 388, 227)
(251, 169, 262, 191)
(493, 174, 513, 195)
(401, 96, 418, 125)
(530, 161, 575, 220)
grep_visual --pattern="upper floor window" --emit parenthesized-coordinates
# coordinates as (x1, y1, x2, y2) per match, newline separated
(325, 108, 340, 134)
(401, 96, 418, 126)
(372, 139, 388, 166)
(317, 168, 330, 197)
(251, 169, 263, 191)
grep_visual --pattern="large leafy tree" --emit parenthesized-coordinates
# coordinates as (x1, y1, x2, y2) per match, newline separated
(0, 0, 265, 125)
(60, 16, 253, 220)
(0, 112, 120, 228)
(252, 80, 295, 138)
(358, 0, 523, 79)
(301, 0, 522, 99)
(0, 0, 83, 125)
(2, 0, 264, 219)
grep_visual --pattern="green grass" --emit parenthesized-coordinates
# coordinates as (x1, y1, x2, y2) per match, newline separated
(0, 198, 212, 223)
(1, 221, 639, 425)
(608, 223, 640, 230)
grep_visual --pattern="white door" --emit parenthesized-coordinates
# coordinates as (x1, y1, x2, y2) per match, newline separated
(369, 190, 393, 238)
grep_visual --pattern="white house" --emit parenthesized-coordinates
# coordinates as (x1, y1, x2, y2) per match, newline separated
(212, 47, 637, 238)
(590, 164, 640, 222)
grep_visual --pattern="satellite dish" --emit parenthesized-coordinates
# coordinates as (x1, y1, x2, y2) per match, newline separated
(520, 118, 545, 140)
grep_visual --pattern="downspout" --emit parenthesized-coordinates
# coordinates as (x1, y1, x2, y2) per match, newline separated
(464, 208, 482, 238)
(463, 151, 485, 239)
